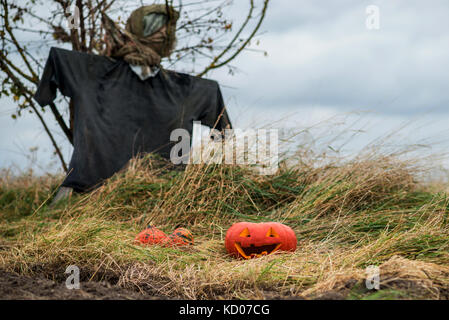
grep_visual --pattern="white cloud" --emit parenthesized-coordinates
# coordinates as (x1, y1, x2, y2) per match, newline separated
(1, 0, 449, 173)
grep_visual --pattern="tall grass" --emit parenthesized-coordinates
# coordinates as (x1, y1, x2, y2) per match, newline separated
(0, 127, 448, 299)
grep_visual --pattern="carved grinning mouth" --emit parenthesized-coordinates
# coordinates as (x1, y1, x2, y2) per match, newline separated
(234, 242, 282, 259)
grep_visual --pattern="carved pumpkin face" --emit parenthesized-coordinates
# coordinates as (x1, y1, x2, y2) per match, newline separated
(225, 222, 297, 259)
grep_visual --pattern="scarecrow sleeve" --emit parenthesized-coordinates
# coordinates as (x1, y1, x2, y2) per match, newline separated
(199, 84, 232, 131)
(33, 47, 91, 106)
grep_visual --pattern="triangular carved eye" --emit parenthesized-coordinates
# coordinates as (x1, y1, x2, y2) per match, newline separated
(239, 228, 251, 237)
(266, 227, 279, 238)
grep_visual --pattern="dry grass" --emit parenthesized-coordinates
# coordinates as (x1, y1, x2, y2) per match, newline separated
(0, 146, 448, 299)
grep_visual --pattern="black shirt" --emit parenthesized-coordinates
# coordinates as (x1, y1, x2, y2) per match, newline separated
(34, 47, 231, 192)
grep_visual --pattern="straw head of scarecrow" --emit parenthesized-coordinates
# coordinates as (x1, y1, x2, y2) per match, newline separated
(103, 4, 179, 75)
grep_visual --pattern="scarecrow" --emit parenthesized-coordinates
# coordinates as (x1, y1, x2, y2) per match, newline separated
(34, 4, 232, 202)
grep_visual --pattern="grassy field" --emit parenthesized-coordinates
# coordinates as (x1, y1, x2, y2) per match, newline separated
(1, 147, 449, 299)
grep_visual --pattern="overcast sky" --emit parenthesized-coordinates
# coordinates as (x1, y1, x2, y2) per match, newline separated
(1, 0, 449, 174)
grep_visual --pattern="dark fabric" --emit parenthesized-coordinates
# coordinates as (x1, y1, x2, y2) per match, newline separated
(34, 47, 231, 192)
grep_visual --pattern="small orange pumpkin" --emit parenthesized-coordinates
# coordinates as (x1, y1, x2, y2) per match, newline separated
(225, 222, 297, 259)
(163, 228, 194, 247)
(135, 226, 168, 245)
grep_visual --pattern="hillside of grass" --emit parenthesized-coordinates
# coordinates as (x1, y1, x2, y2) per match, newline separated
(0, 151, 448, 300)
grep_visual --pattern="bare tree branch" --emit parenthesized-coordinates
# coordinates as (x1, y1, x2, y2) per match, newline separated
(197, 0, 269, 77)
(0, 57, 68, 172)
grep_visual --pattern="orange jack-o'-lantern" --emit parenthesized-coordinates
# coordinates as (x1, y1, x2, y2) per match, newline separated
(225, 222, 297, 259)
